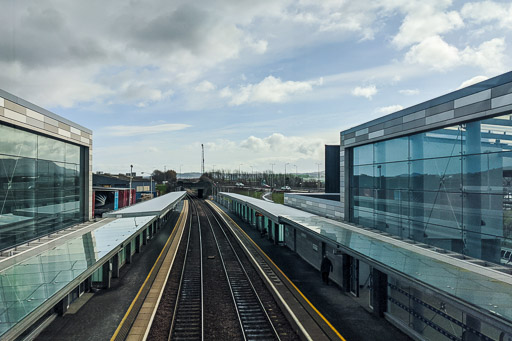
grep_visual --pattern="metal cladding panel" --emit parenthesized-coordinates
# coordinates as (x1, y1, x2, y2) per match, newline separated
(325, 145, 340, 193)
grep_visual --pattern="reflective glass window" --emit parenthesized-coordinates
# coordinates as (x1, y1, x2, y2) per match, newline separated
(38, 135, 66, 162)
(374, 137, 408, 163)
(413, 126, 462, 160)
(352, 165, 373, 189)
(410, 157, 461, 192)
(465, 114, 512, 154)
(353, 143, 373, 165)
(374, 162, 409, 190)
(0, 125, 37, 158)
(0, 123, 85, 250)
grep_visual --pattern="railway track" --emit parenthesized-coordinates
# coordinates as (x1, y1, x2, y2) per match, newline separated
(147, 195, 298, 340)
(169, 198, 203, 340)
(201, 200, 280, 341)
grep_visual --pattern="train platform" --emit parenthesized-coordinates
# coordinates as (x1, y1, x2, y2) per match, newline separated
(35, 208, 183, 341)
(215, 202, 410, 341)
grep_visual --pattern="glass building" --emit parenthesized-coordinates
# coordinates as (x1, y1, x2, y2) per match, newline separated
(0, 90, 91, 251)
(342, 71, 512, 266)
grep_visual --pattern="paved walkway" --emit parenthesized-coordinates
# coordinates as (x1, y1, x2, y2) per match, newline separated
(222, 207, 411, 341)
(36, 211, 180, 341)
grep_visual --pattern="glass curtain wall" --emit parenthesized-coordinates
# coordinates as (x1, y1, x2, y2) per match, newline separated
(350, 114, 512, 265)
(0, 123, 84, 250)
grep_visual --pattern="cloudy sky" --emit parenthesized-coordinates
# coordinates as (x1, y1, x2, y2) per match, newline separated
(1, 0, 511, 175)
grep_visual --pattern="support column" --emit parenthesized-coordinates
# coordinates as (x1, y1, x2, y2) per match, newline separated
(112, 253, 120, 278)
(464, 315, 482, 341)
(465, 121, 482, 259)
(143, 229, 147, 245)
(102, 261, 111, 289)
(274, 222, 279, 244)
(342, 254, 350, 292)
(56, 295, 69, 316)
(125, 242, 132, 264)
(135, 235, 140, 253)
(371, 268, 387, 317)
(410, 133, 425, 242)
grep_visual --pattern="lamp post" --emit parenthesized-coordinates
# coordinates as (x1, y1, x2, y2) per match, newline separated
(294, 164, 297, 187)
(270, 163, 275, 189)
(250, 166, 254, 185)
(129, 165, 133, 205)
(316, 162, 321, 189)
(239, 163, 243, 181)
(285, 163, 289, 187)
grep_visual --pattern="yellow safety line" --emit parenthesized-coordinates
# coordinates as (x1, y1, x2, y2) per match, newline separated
(209, 201, 346, 341)
(110, 201, 188, 341)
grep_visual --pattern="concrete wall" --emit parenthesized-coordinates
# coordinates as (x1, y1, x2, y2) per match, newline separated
(0, 89, 93, 220)
(284, 193, 343, 220)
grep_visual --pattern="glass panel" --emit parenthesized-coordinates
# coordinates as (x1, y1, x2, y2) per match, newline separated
(37, 135, 66, 162)
(352, 187, 374, 211)
(0, 124, 37, 158)
(463, 151, 512, 194)
(374, 137, 408, 163)
(352, 165, 373, 189)
(410, 157, 461, 192)
(65, 143, 80, 164)
(0, 155, 36, 250)
(412, 125, 462, 160)
(351, 207, 374, 228)
(465, 114, 512, 154)
(374, 162, 408, 190)
(353, 143, 373, 165)
(410, 190, 463, 243)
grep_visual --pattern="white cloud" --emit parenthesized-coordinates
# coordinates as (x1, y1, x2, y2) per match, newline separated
(404, 35, 506, 73)
(240, 133, 324, 158)
(376, 105, 404, 115)
(404, 35, 460, 70)
(352, 85, 377, 99)
(195, 80, 216, 92)
(392, 5, 464, 48)
(457, 75, 489, 89)
(460, 38, 506, 74)
(222, 76, 322, 106)
(105, 123, 191, 136)
(399, 89, 419, 96)
(461, 1, 512, 29)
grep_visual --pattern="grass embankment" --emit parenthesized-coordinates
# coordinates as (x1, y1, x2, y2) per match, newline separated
(238, 190, 263, 199)
(237, 189, 284, 204)
(271, 192, 284, 204)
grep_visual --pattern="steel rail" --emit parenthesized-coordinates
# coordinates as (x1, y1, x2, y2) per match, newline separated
(168, 196, 204, 341)
(200, 199, 280, 341)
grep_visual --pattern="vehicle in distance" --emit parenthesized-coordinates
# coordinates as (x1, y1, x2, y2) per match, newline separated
(262, 184, 271, 188)
(281, 186, 291, 191)
(235, 182, 245, 187)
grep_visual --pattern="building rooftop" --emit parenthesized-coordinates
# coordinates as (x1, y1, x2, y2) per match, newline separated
(219, 192, 314, 221)
(103, 191, 186, 218)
